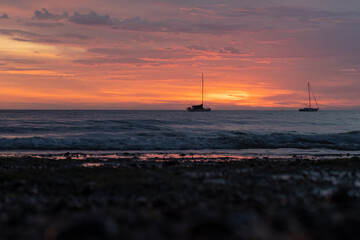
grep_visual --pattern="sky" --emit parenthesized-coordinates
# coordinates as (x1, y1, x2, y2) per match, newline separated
(1, 0, 360, 110)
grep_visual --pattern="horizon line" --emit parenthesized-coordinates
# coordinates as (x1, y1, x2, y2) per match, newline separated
(0, 108, 359, 111)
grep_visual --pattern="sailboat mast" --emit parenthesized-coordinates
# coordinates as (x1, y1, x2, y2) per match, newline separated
(308, 82, 311, 108)
(310, 84, 319, 108)
(202, 73, 204, 105)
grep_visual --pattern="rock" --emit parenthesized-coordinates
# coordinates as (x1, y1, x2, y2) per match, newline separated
(189, 220, 236, 240)
(331, 187, 352, 203)
(46, 214, 118, 240)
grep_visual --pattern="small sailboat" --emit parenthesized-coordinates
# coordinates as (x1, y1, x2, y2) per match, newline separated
(187, 74, 211, 112)
(299, 82, 319, 112)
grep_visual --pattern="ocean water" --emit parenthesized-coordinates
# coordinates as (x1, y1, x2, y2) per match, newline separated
(0, 110, 359, 155)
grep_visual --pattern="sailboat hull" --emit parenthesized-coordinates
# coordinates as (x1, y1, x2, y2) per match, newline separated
(187, 108, 211, 112)
(299, 108, 319, 112)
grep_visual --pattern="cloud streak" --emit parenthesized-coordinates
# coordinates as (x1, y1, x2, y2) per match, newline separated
(114, 17, 242, 34)
(221, 6, 360, 24)
(25, 22, 64, 28)
(74, 57, 155, 65)
(0, 29, 39, 38)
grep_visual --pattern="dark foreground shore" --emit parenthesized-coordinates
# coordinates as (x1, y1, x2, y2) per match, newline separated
(1, 155, 360, 240)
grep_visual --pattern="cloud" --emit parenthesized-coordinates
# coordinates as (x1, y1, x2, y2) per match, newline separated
(187, 45, 209, 51)
(0, 29, 38, 38)
(25, 22, 64, 28)
(67, 11, 247, 34)
(0, 14, 9, 19)
(11, 37, 62, 43)
(115, 17, 242, 34)
(60, 33, 92, 40)
(74, 57, 155, 65)
(0, 29, 63, 44)
(2, 67, 44, 71)
(265, 7, 360, 21)
(222, 7, 360, 23)
(0, 29, 45, 42)
(73, 6, 359, 36)
(0, 28, 91, 44)
(34, 8, 68, 21)
(68, 11, 119, 25)
(222, 47, 243, 54)
(87, 47, 198, 60)
(186, 45, 249, 56)
(0, 58, 43, 64)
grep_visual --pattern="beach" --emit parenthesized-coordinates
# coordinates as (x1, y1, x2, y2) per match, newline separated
(1, 153, 360, 240)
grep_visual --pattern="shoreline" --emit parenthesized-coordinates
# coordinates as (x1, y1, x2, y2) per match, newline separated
(1, 148, 360, 161)
(1, 156, 360, 239)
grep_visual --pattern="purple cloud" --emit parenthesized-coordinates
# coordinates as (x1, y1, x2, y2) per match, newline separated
(222, 7, 360, 23)
(0, 28, 85, 44)
(68, 11, 119, 25)
(87, 47, 198, 60)
(34, 8, 68, 21)
(115, 16, 249, 34)
(67, 10, 251, 34)
(222, 47, 243, 54)
(60, 33, 92, 40)
(74, 57, 155, 65)
(187, 45, 209, 51)
(0, 13, 9, 19)
(0, 29, 39, 37)
(0, 58, 43, 64)
(12, 37, 62, 43)
(25, 22, 64, 28)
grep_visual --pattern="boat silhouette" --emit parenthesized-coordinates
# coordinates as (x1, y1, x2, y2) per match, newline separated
(187, 74, 211, 112)
(299, 82, 319, 112)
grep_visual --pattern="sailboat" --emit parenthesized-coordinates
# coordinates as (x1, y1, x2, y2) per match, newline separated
(299, 82, 319, 112)
(187, 74, 211, 112)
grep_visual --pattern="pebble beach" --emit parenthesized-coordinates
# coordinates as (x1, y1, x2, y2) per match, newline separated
(1, 153, 360, 240)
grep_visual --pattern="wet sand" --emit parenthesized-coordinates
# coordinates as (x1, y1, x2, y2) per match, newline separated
(1, 155, 360, 239)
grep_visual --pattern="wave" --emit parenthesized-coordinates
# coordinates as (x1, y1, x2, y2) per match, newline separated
(0, 131, 360, 151)
(0, 119, 174, 134)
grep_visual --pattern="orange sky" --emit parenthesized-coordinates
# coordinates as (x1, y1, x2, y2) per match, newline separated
(1, 0, 360, 109)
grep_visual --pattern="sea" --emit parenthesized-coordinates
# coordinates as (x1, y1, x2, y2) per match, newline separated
(1, 110, 360, 159)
